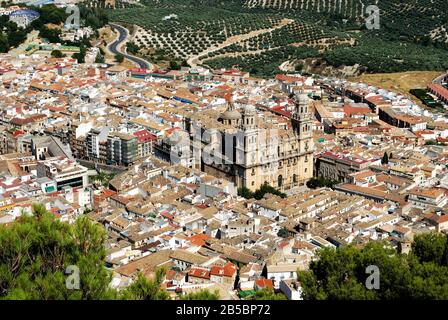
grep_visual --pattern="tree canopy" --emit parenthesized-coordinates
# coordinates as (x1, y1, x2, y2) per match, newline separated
(115, 53, 124, 63)
(306, 177, 339, 189)
(120, 269, 170, 300)
(297, 233, 448, 300)
(250, 288, 287, 300)
(180, 289, 220, 300)
(0, 205, 226, 300)
(51, 49, 64, 58)
(238, 182, 286, 200)
(381, 152, 389, 165)
(0, 204, 115, 300)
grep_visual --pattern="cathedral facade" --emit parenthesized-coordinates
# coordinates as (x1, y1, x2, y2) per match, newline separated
(182, 94, 314, 192)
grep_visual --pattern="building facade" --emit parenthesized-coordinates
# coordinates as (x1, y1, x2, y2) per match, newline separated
(161, 95, 314, 192)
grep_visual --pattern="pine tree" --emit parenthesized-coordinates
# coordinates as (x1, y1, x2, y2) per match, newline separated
(381, 152, 389, 164)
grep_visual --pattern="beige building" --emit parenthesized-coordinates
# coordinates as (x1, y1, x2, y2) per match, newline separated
(174, 95, 314, 192)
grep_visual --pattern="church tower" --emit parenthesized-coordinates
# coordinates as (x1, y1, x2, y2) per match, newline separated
(240, 104, 257, 131)
(291, 94, 314, 186)
(292, 94, 313, 140)
(240, 104, 258, 168)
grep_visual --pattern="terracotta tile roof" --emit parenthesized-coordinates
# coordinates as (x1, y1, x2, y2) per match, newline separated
(210, 262, 237, 278)
(255, 278, 274, 289)
(188, 267, 210, 279)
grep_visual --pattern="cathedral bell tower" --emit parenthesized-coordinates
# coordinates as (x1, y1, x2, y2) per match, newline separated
(292, 94, 312, 140)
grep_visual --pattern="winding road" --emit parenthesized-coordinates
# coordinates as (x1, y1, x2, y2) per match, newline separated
(108, 23, 152, 70)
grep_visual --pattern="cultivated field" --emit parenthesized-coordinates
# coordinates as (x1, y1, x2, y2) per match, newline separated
(350, 71, 444, 96)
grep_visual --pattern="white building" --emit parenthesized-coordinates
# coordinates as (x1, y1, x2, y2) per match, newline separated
(280, 279, 303, 300)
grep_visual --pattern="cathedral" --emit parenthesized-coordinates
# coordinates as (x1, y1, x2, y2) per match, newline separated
(181, 94, 314, 192)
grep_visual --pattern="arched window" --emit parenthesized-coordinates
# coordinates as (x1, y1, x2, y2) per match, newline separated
(278, 175, 283, 188)
(293, 174, 298, 183)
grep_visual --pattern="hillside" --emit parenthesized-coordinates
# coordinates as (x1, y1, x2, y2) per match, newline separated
(95, 0, 448, 77)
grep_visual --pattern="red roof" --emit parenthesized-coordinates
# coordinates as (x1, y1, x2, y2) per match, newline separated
(10, 114, 46, 126)
(217, 85, 233, 91)
(271, 105, 292, 118)
(224, 93, 233, 101)
(133, 129, 157, 143)
(188, 268, 210, 279)
(255, 278, 274, 289)
(275, 74, 304, 83)
(187, 234, 210, 247)
(343, 104, 371, 117)
(223, 69, 245, 76)
(12, 129, 25, 138)
(102, 189, 116, 198)
(160, 211, 174, 220)
(129, 68, 149, 73)
(210, 262, 237, 278)
(166, 127, 181, 135)
(428, 83, 448, 101)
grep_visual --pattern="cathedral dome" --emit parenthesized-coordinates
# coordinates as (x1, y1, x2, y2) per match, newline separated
(220, 110, 242, 121)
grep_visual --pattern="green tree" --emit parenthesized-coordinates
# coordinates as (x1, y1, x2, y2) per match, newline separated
(51, 49, 64, 58)
(115, 53, 124, 63)
(120, 268, 170, 300)
(277, 227, 289, 238)
(297, 235, 448, 300)
(411, 233, 448, 266)
(72, 51, 85, 63)
(169, 60, 181, 70)
(0, 33, 9, 52)
(95, 53, 105, 63)
(126, 41, 139, 54)
(72, 43, 87, 64)
(306, 177, 338, 189)
(38, 26, 62, 43)
(0, 205, 115, 300)
(252, 288, 287, 300)
(253, 182, 286, 200)
(381, 152, 389, 165)
(180, 289, 220, 300)
(237, 186, 253, 199)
